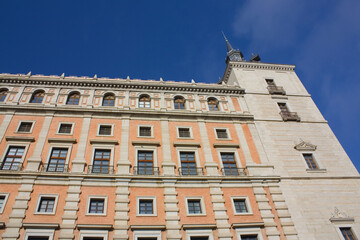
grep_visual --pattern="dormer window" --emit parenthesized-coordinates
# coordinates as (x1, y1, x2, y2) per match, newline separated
(139, 95, 151, 108)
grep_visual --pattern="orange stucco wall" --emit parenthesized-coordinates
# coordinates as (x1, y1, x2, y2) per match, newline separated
(0, 183, 20, 236)
(241, 124, 261, 164)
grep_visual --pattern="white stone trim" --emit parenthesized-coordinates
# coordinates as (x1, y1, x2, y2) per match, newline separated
(45, 144, 73, 166)
(185, 196, 206, 216)
(231, 196, 253, 215)
(185, 229, 214, 240)
(16, 120, 36, 133)
(133, 230, 161, 240)
(56, 122, 75, 135)
(236, 227, 264, 240)
(137, 125, 154, 138)
(0, 193, 9, 214)
(97, 123, 114, 136)
(176, 126, 194, 139)
(335, 224, 359, 240)
(86, 195, 108, 216)
(176, 148, 201, 170)
(136, 196, 157, 216)
(34, 194, 59, 215)
(79, 229, 108, 240)
(214, 127, 231, 140)
(0, 143, 30, 170)
(24, 229, 55, 240)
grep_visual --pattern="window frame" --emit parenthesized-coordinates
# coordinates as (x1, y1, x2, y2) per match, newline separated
(207, 97, 219, 111)
(176, 147, 201, 174)
(138, 125, 154, 138)
(176, 126, 193, 139)
(133, 230, 161, 240)
(336, 225, 359, 240)
(97, 124, 114, 136)
(0, 143, 30, 171)
(90, 146, 114, 174)
(0, 193, 9, 214)
(102, 93, 116, 107)
(138, 94, 151, 108)
(66, 91, 81, 105)
(214, 128, 231, 140)
(24, 229, 55, 240)
(231, 196, 253, 215)
(86, 195, 108, 216)
(136, 196, 157, 216)
(34, 194, 59, 215)
(0, 88, 9, 102)
(16, 121, 35, 133)
(29, 90, 45, 104)
(79, 230, 108, 240)
(186, 229, 214, 240)
(217, 149, 242, 175)
(174, 96, 186, 110)
(45, 145, 72, 172)
(185, 197, 206, 216)
(57, 122, 75, 135)
(297, 151, 325, 172)
(236, 228, 264, 240)
(135, 147, 158, 173)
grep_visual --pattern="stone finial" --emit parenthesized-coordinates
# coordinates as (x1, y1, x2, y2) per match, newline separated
(126, 76, 130, 82)
(191, 79, 195, 84)
(26, 71, 31, 77)
(160, 78, 163, 82)
(93, 74, 97, 79)
(60, 73, 65, 79)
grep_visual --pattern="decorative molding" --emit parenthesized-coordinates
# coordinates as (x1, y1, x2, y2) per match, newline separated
(22, 223, 60, 229)
(5, 136, 35, 142)
(330, 207, 354, 223)
(182, 224, 217, 230)
(132, 140, 161, 146)
(89, 139, 119, 145)
(130, 225, 166, 230)
(294, 140, 317, 151)
(173, 142, 201, 147)
(48, 138, 77, 143)
(77, 224, 113, 230)
(232, 222, 265, 228)
(213, 143, 240, 148)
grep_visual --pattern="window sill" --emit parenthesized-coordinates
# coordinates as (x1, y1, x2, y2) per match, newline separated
(306, 168, 327, 173)
(234, 212, 253, 216)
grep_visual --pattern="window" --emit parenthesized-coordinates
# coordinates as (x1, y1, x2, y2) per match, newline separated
(340, 227, 357, 240)
(92, 149, 111, 174)
(303, 153, 318, 170)
(232, 198, 251, 214)
(98, 125, 112, 136)
(35, 195, 58, 214)
(278, 103, 289, 114)
(240, 235, 258, 240)
(265, 79, 275, 87)
(0, 89, 8, 102)
(136, 151, 154, 175)
(186, 230, 213, 240)
(58, 123, 73, 134)
(178, 127, 191, 138)
(80, 230, 108, 240)
(221, 152, 239, 176)
(187, 199, 202, 214)
(139, 95, 151, 108)
(17, 122, 33, 133)
(139, 199, 153, 214)
(24, 229, 55, 240)
(66, 92, 80, 105)
(237, 228, 263, 240)
(0, 194, 9, 214)
(30, 91, 45, 103)
(174, 96, 185, 109)
(139, 126, 152, 137)
(28, 237, 50, 240)
(1, 146, 25, 170)
(180, 152, 197, 175)
(134, 231, 161, 240)
(207, 98, 219, 111)
(215, 129, 228, 139)
(191, 237, 209, 240)
(88, 198, 105, 214)
(47, 148, 68, 172)
(102, 93, 115, 106)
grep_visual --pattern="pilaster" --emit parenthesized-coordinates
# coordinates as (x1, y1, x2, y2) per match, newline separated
(233, 121, 253, 165)
(71, 115, 91, 173)
(164, 180, 181, 240)
(0, 113, 14, 143)
(161, 117, 176, 175)
(113, 179, 130, 240)
(117, 115, 131, 174)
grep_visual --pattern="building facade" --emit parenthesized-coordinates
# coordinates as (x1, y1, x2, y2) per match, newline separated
(0, 41, 359, 240)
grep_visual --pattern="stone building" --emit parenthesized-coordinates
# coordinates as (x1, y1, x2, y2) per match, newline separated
(0, 39, 359, 240)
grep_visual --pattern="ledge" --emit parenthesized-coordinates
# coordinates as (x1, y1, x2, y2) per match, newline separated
(77, 224, 113, 230)
(132, 140, 160, 146)
(213, 143, 240, 148)
(232, 222, 264, 228)
(130, 225, 166, 230)
(48, 138, 77, 144)
(173, 142, 201, 147)
(306, 169, 327, 173)
(5, 136, 35, 142)
(182, 224, 217, 230)
(0, 222, 4, 229)
(90, 139, 119, 145)
(330, 217, 354, 223)
(23, 223, 60, 229)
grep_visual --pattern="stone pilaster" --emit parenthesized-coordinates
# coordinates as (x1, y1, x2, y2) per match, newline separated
(117, 115, 131, 174)
(2, 176, 36, 240)
(161, 117, 176, 175)
(58, 177, 83, 240)
(227, 96, 236, 113)
(238, 96, 249, 113)
(0, 113, 14, 143)
(164, 180, 181, 240)
(71, 115, 91, 173)
(233, 121, 253, 165)
(209, 181, 232, 240)
(113, 179, 130, 240)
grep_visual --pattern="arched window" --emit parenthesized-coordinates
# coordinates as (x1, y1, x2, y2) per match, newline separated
(208, 98, 219, 111)
(139, 95, 151, 108)
(0, 89, 8, 102)
(30, 90, 45, 103)
(102, 93, 115, 106)
(174, 96, 185, 110)
(66, 92, 80, 105)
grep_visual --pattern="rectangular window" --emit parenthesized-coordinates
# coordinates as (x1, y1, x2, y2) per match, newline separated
(139, 126, 152, 137)
(187, 199, 202, 214)
(137, 151, 154, 175)
(139, 199, 153, 214)
(266, 79, 275, 86)
(215, 129, 228, 139)
(58, 123, 73, 134)
(92, 150, 111, 173)
(83, 238, 104, 240)
(89, 198, 105, 214)
(28, 237, 50, 240)
(98, 125, 112, 136)
(37, 197, 56, 213)
(180, 152, 197, 175)
(1, 146, 25, 171)
(221, 153, 239, 176)
(240, 235, 258, 240)
(303, 153, 318, 170)
(0, 194, 9, 213)
(47, 148, 67, 172)
(234, 199, 248, 213)
(191, 237, 209, 240)
(178, 128, 191, 138)
(17, 122, 33, 133)
(278, 103, 289, 113)
(340, 227, 356, 240)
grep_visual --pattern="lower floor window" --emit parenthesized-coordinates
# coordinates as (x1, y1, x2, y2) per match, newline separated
(28, 237, 50, 240)
(190, 237, 209, 240)
(24, 229, 54, 240)
(241, 235, 258, 240)
(340, 227, 356, 240)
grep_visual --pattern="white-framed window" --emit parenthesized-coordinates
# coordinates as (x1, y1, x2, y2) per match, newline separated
(97, 124, 113, 136)
(302, 153, 319, 170)
(86, 196, 108, 216)
(16, 121, 35, 133)
(177, 126, 193, 139)
(45, 146, 71, 172)
(137, 196, 157, 216)
(185, 197, 206, 216)
(231, 196, 252, 215)
(135, 147, 158, 175)
(0, 144, 30, 171)
(139, 94, 151, 108)
(186, 229, 214, 240)
(138, 125, 154, 138)
(214, 128, 230, 140)
(24, 229, 55, 240)
(0, 193, 9, 214)
(207, 97, 219, 111)
(90, 146, 114, 174)
(236, 228, 264, 240)
(57, 122, 74, 135)
(34, 194, 58, 215)
(134, 230, 161, 240)
(176, 148, 201, 176)
(79, 230, 108, 240)
(217, 150, 242, 176)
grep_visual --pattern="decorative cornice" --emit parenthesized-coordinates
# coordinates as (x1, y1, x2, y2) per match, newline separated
(23, 223, 60, 229)
(173, 142, 201, 147)
(90, 139, 119, 145)
(48, 138, 77, 144)
(5, 136, 35, 142)
(132, 140, 161, 146)
(130, 225, 166, 230)
(182, 224, 217, 230)
(77, 224, 113, 230)
(213, 143, 240, 148)
(232, 222, 265, 228)
(330, 207, 354, 223)
(294, 140, 317, 151)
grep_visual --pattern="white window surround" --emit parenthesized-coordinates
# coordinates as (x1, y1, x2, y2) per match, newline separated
(298, 152, 326, 172)
(276, 101, 293, 112)
(214, 128, 231, 140)
(24, 229, 55, 240)
(86, 195, 108, 216)
(79, 229, 108, 240)
(34, 194, 59, 215)
(56, 122, 75, 135)
(185, 196, 206, 216)
(176, 148, 201, 168)
(91, 145, 115, 167)
(0, 143, 30, 169)
(16, 121, 36, 133)
(236, 228, 264, 240)
(97, 124, 114, 136)
(0, 193, 9, 214)
(334, 224, 359, 240)
(173, 95, 187, 110)
(231, 196, 253, 215)
(186, 229, 214, 240)
(136, 196, 157, 216)
(206, 97, 221, 111)
(135, 147, 158, 168)
(133, 230, 161, 240)
(217, 149, 242, 169)
(137, 94, 153, 109)
(176, 126, 193, 139)
(137, 125, 154, 138)
(45, 144, 73, 165)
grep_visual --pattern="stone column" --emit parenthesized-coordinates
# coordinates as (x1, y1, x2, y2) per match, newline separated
(0, 113, 14, 143)
(71, 114, 91, 173)
(227, 96, 236, 113)
(113, 179, 130, 240)
(164, 180, 181, 240)
(26, 113, 54, 171)
(193, 95, 202, 112)
(238, 96, 249, 113)
(117, 115, 131, 174)
(161, 117, 176, 175)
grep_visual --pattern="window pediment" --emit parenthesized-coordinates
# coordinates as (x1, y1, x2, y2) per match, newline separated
(294, 140, 317, 151)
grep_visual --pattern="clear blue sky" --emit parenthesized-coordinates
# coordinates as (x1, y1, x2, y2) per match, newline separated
(1, 0, 359, 171)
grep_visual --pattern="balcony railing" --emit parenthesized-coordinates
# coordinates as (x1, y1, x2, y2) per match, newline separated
(178, 167, 204, 176)
(267, 86, 286, 95)
(0, 163, 23, 171)
(40, 164, 69, 173)
(133, 166, 160, 176)
(280, 111, 301, 121)
(221, 167, 247, 176)
(87, 165, 114, 174)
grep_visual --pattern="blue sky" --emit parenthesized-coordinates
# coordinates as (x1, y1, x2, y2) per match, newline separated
(0, 0, 359, 171)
